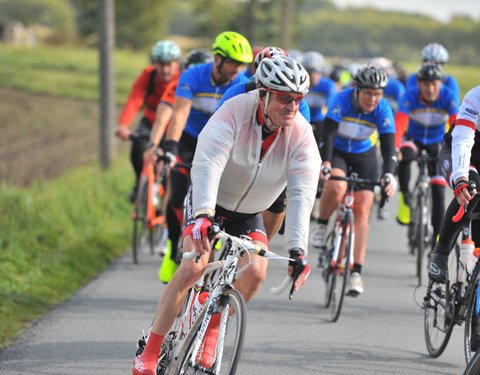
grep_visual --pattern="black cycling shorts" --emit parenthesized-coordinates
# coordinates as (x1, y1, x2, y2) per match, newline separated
(331, 146, 378, 192)
(183, 186, 268, 247)
(266, 188, 286, 214)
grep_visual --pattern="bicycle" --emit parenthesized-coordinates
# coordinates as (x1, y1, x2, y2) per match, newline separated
(407, 149, 438, 286)
(423, 183, 480, 362)
(317, 168, 387, 322)
(136, 224, 296, 375)
(130, 133, 189, 264)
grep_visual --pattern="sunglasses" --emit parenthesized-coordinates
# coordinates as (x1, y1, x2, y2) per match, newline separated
(224, 58, 245, 68)
(265, 89, 304, 105)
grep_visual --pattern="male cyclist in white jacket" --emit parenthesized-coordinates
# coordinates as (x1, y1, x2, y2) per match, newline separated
(133, 55, 321, 375)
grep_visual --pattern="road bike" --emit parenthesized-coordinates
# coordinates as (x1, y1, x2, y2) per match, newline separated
(136, 225, 295, 374)
(423, 184, 480, 362)
(407, 149, 438, 286)
(317, 168, 387, 322)
(130, 133, 189, 264)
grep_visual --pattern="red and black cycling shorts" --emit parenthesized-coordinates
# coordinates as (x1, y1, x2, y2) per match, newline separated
(183, 186, 269, 248)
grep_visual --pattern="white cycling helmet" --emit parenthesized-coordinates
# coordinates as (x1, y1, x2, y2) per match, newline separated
(255, 55, 310, 95)
(150, 40, 182, 64)
(253, 47, 288, 70)
(421, 43, 449, 64)
(302, 51, 324, 73)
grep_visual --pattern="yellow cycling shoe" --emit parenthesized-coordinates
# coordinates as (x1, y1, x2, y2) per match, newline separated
(396, 191, 411, 225)
(158, 240, 178, 284)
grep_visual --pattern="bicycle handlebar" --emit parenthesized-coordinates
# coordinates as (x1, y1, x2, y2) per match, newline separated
(453, 181, 478, 223)
(183, 226, 296, 298)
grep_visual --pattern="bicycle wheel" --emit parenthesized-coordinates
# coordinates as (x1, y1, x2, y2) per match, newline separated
(174, 288, 246, 375)
(132, 176, 149, 264)
(424, 247, 458, 357)
(329, 219, 353, 322)
(416, 193, 427, 286)
(464, 348, 480, 375)
(323, 231, 335, 308)
(464, 283, 479, 364)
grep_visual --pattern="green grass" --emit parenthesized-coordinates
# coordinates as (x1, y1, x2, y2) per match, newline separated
(0, 45, 147, 103)
(0, 155, 132, 349)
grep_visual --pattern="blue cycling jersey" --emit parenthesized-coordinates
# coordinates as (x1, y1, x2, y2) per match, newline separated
(326, 87, 395, 154)
(175, 62, 249, 139)
(398, 85, 458, 145)
(305, 76, 336, 123)
(405, 72, 460, 105)
(383, 77, 405, 114)
(218, 82, 311, 122)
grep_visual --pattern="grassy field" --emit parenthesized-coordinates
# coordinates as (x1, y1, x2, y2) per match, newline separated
(1, 45, 479, 103)
(0, 154, 132, 349)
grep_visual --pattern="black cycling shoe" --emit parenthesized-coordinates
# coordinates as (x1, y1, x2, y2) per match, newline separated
(428, 252, 449, 283)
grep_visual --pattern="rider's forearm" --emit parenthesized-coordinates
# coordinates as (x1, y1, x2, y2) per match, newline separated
(165, 96, 192, 142)
(379, 132, 397, 175)
(321, 117, 339, 162)
(150, 103, 174, 145)
(452, 125, 475, 183)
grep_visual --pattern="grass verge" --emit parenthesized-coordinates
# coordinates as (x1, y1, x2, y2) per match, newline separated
(0, 154, 133, 349)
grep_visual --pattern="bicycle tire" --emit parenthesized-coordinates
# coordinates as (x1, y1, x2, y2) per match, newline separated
(416, 193, 427, 286)
(323, 231, 335, 308)
(174, 288, 246, 375)
(464, 347, 480, 375)
(424, 248, 458, 357)
(464, 282, 479, 364)
(132, 176, 150, 264)
(329, 218, 352, 322)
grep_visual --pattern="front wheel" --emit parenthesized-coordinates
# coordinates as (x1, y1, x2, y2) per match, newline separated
(416, 194, 427, 286)
(174, 288, 246, 375)
(328, 219, 352, 322)
(464, 286, 479, 364)
(424, 247, 457, 357)
(132, 176, 150, 264)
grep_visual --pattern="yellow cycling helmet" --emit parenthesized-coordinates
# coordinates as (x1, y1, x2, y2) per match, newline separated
(212, 31, 253, 64)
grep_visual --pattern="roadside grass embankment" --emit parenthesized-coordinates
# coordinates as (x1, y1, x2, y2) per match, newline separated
(0, 156, 132, 349)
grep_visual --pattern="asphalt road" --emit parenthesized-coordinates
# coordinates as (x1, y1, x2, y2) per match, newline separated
(0, 197, 470, 375)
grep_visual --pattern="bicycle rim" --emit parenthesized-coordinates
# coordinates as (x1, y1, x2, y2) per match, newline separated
(464, 285, 478, 364)
(174, 288, 246, 375)
(323, 232, 335, 308)
(132, 176, 149, 264)
(330, 220, 352, 322)
(424, 249, 457, 357)
(464, 349, 480, 375)
(416, 194, 426, 286)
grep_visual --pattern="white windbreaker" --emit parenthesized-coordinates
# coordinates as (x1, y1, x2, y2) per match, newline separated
(452, 86, 480, 183)
(191, 90, 321, 255)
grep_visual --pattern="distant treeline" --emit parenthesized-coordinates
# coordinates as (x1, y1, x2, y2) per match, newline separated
(1, 0, 479, 64)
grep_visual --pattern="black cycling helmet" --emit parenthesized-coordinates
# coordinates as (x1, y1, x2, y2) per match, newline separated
(184, 48, 213, 69)
(416, 62, 444, 81)
(353, 64, 388, 89)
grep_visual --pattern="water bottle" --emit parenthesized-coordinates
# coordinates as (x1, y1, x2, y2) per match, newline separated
(458, 238, 475, 283)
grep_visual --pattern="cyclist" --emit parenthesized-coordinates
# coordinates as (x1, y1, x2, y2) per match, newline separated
(405, 43, 460, 104)
(132, 54, 320, 375)
(115, 40, 182, 202)
(395, 63, 458, 250)
(428, 85, 480, 349)
(310, 64, 397, 296)
(369, 57, 405, 114)
(157, 31, 252, 283)
(183, 48, 213, 70)
(302, 50, 336, 152)
(218, 46, 310, 241)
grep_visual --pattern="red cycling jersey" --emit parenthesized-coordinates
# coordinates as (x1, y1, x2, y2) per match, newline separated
(118, 65, 180, 127)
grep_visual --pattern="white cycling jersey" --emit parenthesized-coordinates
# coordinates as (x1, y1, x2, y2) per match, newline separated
(452, 86, 480, 183)
(191, 89, 321, 254)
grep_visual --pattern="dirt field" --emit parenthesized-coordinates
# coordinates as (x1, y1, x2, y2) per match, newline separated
(0, 87, 128, 186)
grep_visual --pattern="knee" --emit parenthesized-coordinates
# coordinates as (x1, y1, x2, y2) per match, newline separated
(244, 264, 267, 288)
(324, 182, 345, 203)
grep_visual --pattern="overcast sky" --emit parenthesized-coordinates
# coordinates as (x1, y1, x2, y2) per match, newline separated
(331, 0, 480, 23)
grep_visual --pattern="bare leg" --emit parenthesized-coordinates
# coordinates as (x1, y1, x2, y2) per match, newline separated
(352, 190, 374, 266)
(262, 210, 285, 241)
(318, 168, 347, 220)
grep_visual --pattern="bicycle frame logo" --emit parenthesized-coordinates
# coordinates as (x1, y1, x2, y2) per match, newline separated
(344, 193, 354, 208)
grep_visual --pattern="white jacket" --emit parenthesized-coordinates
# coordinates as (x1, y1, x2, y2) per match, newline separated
(191, 90, 321, 254)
